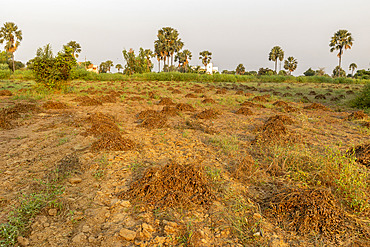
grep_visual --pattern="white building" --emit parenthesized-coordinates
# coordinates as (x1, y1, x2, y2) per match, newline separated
(205, 63, 218, 74)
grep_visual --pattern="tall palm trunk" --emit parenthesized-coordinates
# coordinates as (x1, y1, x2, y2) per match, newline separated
(338, 48, 342, 77)
(12, 53, 15, 72)
(275, 60, 277, 73)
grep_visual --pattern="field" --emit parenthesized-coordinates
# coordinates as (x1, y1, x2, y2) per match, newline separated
(0, 79, 369, 246)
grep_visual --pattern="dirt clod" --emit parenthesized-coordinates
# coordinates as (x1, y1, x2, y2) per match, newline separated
(158, 97, 175, 105)
(235, 107, 253, 116)
(42, 101, 69, 109)
(347, 111, 368, 120)
(195, 109, 220, 119)
(176, 103, 195, 112)
(91, 132, 136, 152)
(124, 162, 215, 209)
(265, 188, 347, 240)
(352, 143, 370, 166)
(0, 90, 13, 96)
(304, 103, 330, 111)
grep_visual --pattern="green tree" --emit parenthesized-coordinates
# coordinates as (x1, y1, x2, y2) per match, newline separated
(115, 63, 123, 73)
(64, 41, 81, 59)
(258, 67, 275, 75)
(268, 46, 284, 73)
(0, 22, 23, 72)
(99, 61, 109, 73)
(154, 40, 164, 72)
(175, 49, 192, 72)
(122, 48, 152, 75)
(199, 51, 212, 73)
(283, 56, 298, 75)
(235, 64, 245, 75)
(349, 63, 357, 76)
(32, 45, 76, 89)
(139, 48, 154, 72)
(0, 51, 10, 64)
(105, 60, 113, 73)
(303, 68, 316, 76)
(329, 30, 353, 75)
(316, 67, 326, 76)
(332, 66, 346, 77)
(154, 27, 184, 71)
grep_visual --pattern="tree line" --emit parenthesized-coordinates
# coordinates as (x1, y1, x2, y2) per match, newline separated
(0, 21, 366, 79)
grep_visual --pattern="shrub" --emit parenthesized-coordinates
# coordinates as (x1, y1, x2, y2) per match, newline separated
(303, 68, 316, 76)
(32, 47, 76, 89)
(0, 63, 11, 79)
(351, 83, 370, 109)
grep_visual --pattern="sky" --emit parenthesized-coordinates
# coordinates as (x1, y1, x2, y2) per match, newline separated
(1, 0, 370, 75)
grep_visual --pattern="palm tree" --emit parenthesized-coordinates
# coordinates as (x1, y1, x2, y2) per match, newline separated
(199, 51, 212, 73)
(154, 27, 184, 72)
(235, 64, 245, 75)
(0, 22, 22, 72)
(349, 63, 357, 76)
(154, 40, 164, 72)
(329, 30, 353, 75)
(105, 60, 113, 73)
(115, 63, 123, 73)
(64, 41, 81, 59)
(283, 56, 298, 75)
(139, 48, 154, 72)
(175, 49, 192, 72)
(268, 46, 284, 73)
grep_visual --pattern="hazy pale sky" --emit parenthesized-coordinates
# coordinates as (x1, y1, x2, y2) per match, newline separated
(1, 0, 369, 75)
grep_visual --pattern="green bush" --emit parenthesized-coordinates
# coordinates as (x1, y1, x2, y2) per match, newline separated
(0, 63, 11, 79)
(351, 83, 370, 109)
(32, 47, 76, 89)
(11, 70, 34, 80)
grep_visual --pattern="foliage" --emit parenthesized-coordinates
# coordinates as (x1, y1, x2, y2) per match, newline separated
(175, 49, 192, 72)
(0, 22, 23, 72)
(0, 51, 10, 64)
(122, 48, 153, 75)
(316, 67, 326, 76)
(329, 30, 353, 73)
(268, 46, 284, 72)
(235, 64, 245, 75)
(63, 41, 81, 58)
(332, 66, 346, 78)
(303, 68, 316, 76)
(154, 27, 183, 71)
(115, 63, 123, 73)
(222, 70, 235, 75)
(351, 83, 370, 109)
(278, 70, 288, 75)
(99, 60, 113, 73)
(0, 63, 11, 79)
(354, 69, 370, 80)
(0, 182, 64, 246)
(199, 50, 212, 72)
(284, 56, 298, 75)
(258, 67, 275, 76)
(32, 44, 76, 89)
(349, 63, 357, 76)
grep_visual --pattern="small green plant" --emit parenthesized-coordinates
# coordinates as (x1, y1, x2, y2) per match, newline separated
(0, 182, 64, 246)
(93, 155, 110, 179)
(206, 166, 221, 181)
(129, 161, 143, 172)
(57, 137, 69, 146)
(208, 135, 239, 154)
